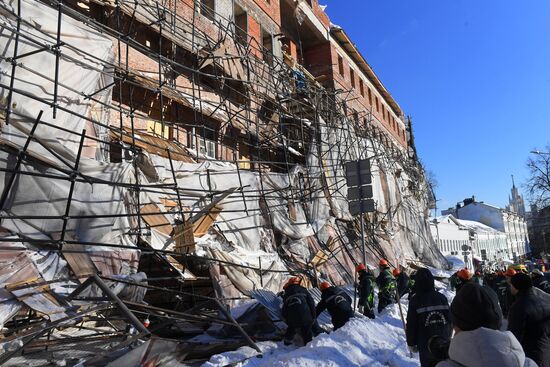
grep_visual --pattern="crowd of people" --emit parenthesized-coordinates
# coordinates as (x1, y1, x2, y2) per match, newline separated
(279, 260, 550, 367)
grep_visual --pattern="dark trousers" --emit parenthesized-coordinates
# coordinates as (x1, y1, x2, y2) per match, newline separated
(332, 313, 352, 330)
(284, 324, 313, 345)
(362, 305, 375, 319)
(378, 296, 393, 313)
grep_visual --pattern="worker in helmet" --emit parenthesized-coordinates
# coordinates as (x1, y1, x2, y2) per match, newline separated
(356, 263, 375, 319)
(376, 259, 397, 313)
(531, 268, 550, 294)
(495, 268, 516, 317)
(393, 267, 411, 299)
(455, 268, 472, 293)
(316, 282, 353, 330)
(281, 277, 316, 345)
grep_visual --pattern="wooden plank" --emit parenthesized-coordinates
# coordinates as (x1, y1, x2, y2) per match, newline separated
(62, 243, 98, 279)
(193, 204, 222, 237)
(140, 203, 173, 235)
(309, 237, 336, 267)
(174, 222, 195, 254)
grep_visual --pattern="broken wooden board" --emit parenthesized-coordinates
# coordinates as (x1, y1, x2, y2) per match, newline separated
(140, 203, 173, 236)
(62, 243, 98, 280)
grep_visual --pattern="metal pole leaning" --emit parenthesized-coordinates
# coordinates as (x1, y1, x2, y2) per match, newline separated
(0, 110, 43, 211)
(214, 298, 261, 353)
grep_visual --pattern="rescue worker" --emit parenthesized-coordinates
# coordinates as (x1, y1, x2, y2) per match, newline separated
(393, 268, 410, 299)
(455, 268, 472, 293)
(356, 263, 375, 319)
(376, 259, 397, 313)
(448, 271, 460, 291)
(406, 268, 452, 367)
(281, 277, 316, 345)
(495, 268, 516, 317)
(531, 268, 550, 294)
(508, 272, 550, 367)
(409, 270, 417, 298)
(316, 282, 353, 330)
(473, 271, 482, 285)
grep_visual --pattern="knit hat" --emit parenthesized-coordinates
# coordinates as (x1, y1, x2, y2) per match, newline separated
(510, 273, 533, 291)
(450, 282, 502, 331)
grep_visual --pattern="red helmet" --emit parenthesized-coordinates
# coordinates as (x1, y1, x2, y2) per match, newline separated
(379, 259, 389, 267)
(505, 268, 517, 277)
(356, 263, 367, 272)
(392, 269, 400, 277)
(319, 281, 331, 291)
(458, 268, 472, 281)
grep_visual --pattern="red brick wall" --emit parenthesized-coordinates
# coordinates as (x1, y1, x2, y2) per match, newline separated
(309, 0, 330, 29)
(247, 14, 263, 59)
(251, 0, 281, 26)
(318, 41, 408, 147)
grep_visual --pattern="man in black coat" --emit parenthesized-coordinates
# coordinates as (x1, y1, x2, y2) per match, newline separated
(394, 268, 410, 299)
(282, 280, 316, 345)
(316, 282, 353, 330)
(508, 272, 550, 367)
(531, 269, 550, 294)
(356, 264, 375, 319)
(495, 269, 515, 317)
(406, 268, 452, 367)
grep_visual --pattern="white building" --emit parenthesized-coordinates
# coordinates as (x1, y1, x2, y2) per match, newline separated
(431, 215, 509, 269)
(442, 197, 530, 261)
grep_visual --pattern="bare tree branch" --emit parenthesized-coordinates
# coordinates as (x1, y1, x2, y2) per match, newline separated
(526, 146, 550, 208)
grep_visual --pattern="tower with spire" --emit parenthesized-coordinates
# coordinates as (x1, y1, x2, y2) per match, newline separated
(507, 175, 526, 218)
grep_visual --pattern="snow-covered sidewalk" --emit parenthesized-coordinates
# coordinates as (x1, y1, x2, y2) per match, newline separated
(203, 301, 421, 367)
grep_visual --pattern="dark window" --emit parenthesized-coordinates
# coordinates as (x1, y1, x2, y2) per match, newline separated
(350, 67, 355, 88)
(261, 27, 273, 65)
(359, 79, 364, 96)
(368, 87, 372, 105)
(234, 3, 247, 46)
(197, 0, 215, 21)
(338, 55, 344, 76)
(375, 96, 379, 112)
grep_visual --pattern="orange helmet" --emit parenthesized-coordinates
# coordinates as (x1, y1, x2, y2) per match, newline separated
(458, 268, 472, 281)
(319, 281, 331, 291)
(392, 269, 400, 277)
(379, 259, 389, 267)
(356, 263, 367, 272)
(505, 268, 516, 277)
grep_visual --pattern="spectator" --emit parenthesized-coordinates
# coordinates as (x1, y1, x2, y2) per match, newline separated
(434, 282, 536, 367)
(508, 272, 550, 367)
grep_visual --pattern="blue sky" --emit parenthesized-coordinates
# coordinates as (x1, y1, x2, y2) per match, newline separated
(321, 0, 550, 213)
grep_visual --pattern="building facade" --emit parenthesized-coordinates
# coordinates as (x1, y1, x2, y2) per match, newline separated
(443, 198, 530, 261)
(431, 215, 508, 269)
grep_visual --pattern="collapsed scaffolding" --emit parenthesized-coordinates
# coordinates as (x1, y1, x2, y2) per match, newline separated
(0, 0, 448, 363)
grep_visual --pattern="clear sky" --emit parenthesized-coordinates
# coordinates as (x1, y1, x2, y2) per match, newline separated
(321, 0, 550, 213)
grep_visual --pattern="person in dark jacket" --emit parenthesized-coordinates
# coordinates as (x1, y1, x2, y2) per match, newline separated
(281, 279, 316, 346)
(316, 282, 353, 330)
(454, 268, 472, 293)
(406, 268, 452, 367)
(393, 268, 411, 299)
(496, 268, 517, 317)
(356, 263, 375, 319)
(531, 269, 550, 294)
(376, 259, 397, 313)
(508, 272, 550, 367)
(409, 271, 417, 298)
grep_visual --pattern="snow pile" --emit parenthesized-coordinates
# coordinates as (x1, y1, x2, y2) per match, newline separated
(203, 301, 420, 367)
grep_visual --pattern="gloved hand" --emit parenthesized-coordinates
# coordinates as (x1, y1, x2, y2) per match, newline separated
(408, 345, 419, 354)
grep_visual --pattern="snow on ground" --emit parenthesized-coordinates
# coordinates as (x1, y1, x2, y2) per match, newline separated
(203, 297, 422, 367)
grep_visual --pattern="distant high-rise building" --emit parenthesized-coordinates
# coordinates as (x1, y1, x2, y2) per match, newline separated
(507, 175, 526, 218)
